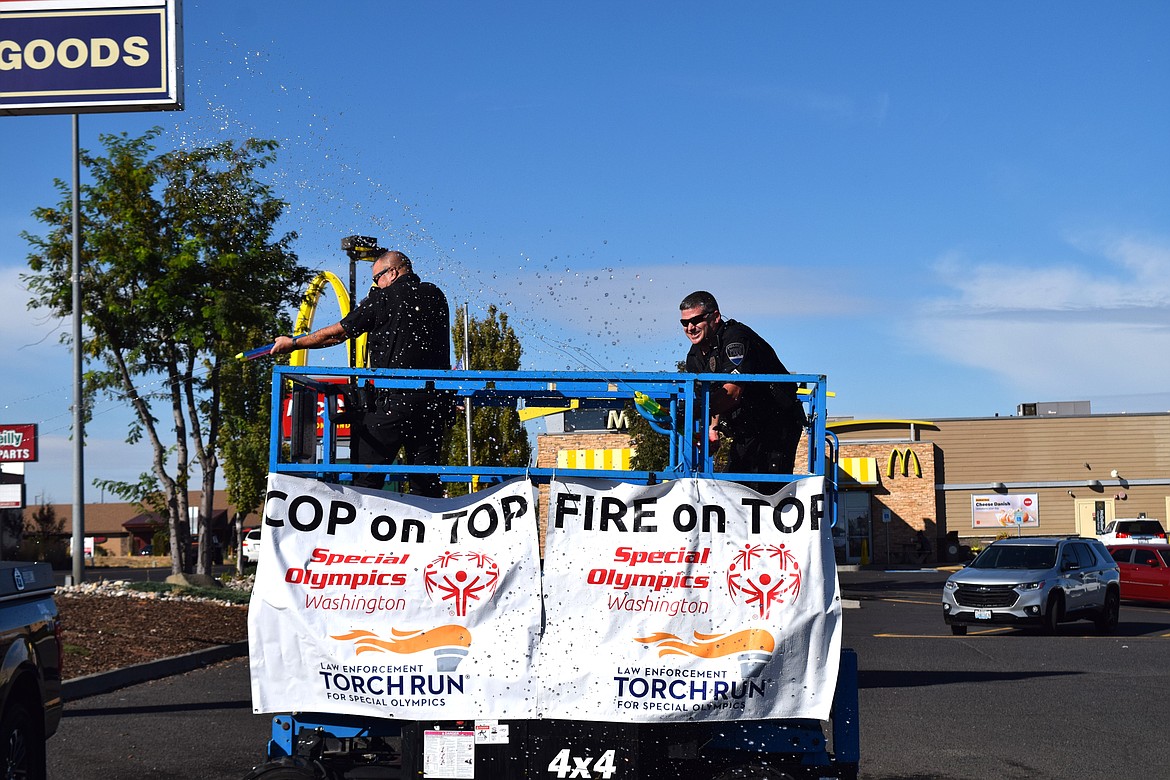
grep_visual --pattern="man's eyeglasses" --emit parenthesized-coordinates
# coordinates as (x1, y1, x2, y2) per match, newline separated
(680, 312, 712, 328)
(372, 266, 399, 284)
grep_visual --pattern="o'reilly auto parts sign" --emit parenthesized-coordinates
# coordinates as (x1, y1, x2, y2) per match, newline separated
(0, 0, 182, 115)
(0, 424, 37, 462)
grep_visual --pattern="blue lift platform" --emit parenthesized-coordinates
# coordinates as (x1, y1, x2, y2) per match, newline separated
(246, 367, 859, 780)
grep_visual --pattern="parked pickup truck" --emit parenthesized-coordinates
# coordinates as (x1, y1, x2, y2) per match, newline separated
(0, 562, 62, 780)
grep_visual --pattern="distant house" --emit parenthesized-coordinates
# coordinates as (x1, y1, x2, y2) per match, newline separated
(121, 508, 230, 555)
(21, 490, 255, 556)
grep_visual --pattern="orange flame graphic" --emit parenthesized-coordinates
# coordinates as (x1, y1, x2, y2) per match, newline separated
(634, 628, 775, 658)
(331, 625, 472, 655)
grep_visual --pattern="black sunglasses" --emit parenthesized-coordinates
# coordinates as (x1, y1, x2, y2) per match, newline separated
(372, 266, 395, 284)
(680, 311, 712, 327)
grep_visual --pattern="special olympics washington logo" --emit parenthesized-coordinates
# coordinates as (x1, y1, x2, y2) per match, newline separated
(424, 551, 500, 617)
(726, 544, 802, 619)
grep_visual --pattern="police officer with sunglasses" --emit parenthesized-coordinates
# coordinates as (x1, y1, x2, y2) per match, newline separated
(679, 290, 806, 493)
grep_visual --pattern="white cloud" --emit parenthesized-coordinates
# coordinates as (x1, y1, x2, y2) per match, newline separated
(928, 236, 1170, 316)
(913, 234, 1170, 402)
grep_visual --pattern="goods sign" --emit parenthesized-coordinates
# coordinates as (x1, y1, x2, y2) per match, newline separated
(0, 0, 182, 115)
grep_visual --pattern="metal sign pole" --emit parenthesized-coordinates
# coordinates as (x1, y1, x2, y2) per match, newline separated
(348, 255, 357, 368)
(70, 114, 85, 585)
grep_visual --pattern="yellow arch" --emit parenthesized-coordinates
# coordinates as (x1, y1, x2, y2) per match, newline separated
(886, 447, 923, 478)
(291, 271, 368, 368)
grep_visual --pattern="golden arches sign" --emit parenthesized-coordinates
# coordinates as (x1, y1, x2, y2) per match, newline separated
(886, 448, 922, 478)
(291, 271, 368, 368)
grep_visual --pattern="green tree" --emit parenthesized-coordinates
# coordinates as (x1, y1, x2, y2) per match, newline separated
(219, 326, 273, 574)
(444, 305, 531, 495)
(22, 128, 311, 577)
(0, 508, 24, 559)
(22, 502, 65, 564)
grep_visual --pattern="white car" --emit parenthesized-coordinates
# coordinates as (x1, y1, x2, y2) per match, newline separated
(241, 529, 262, 564)
(1098, 518, 1167, 546)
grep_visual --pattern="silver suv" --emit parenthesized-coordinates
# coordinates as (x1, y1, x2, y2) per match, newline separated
(942, 537, 1120, 635)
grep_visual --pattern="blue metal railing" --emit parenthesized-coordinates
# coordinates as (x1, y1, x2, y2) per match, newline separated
(268, 366, 830, 487)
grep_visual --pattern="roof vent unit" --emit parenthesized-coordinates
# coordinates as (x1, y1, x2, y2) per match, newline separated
(1016, 401, 1090, 417)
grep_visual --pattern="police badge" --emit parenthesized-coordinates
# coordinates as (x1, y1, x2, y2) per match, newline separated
(725, 341, 746, 367)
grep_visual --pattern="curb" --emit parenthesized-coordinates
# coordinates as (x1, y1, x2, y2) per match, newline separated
(62, 640, 250, 701)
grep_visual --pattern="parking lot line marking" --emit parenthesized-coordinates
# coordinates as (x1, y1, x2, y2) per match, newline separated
(874, 629, 1013, 638)
(875, 631, 1170, 639)
(874, 597, 940, 607)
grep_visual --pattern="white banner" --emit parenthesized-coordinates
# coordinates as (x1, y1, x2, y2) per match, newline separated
(535, 477, 841, 722)
(249, 475, 542, 719)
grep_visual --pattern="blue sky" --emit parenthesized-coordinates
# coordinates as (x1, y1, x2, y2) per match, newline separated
(2, 1, 1168, 504)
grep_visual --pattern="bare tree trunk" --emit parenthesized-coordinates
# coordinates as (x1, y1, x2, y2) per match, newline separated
(186, 355, 221, 577)
(198, 472, 217, 575)
(108, 347, 190, 576)
(166, 354, 192, 575)
(165, 491, 183, 576)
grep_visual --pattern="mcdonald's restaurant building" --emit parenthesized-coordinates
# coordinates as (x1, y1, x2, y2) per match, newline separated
(535, 401, 1170, 567)
(829, 407, 1170, 565)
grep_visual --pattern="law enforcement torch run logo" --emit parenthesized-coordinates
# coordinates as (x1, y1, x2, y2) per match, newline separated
(330, 625, 473, 672)
(632, 543, 803, 682)
(635, 628, 776, 679)
(330, 551, 501, 673)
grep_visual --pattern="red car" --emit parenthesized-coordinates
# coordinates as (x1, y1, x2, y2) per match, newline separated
(1108, 544, 1170, 604)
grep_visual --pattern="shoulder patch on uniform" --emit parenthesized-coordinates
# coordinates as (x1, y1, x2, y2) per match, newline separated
(725, 341, 746, 366)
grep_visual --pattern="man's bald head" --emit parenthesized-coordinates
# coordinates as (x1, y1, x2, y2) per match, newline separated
(372, 251, 413, 287)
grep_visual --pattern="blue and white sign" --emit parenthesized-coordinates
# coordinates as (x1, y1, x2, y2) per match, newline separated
(0, 0, 182, 115)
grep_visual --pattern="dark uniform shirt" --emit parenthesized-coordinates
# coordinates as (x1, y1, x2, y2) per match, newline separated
(685, 319, 803, 435)
(340, 272, 450, 371)
(337, 272, 451, 496)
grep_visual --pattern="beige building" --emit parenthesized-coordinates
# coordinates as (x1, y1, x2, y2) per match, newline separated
(831, 409, 1170, 565)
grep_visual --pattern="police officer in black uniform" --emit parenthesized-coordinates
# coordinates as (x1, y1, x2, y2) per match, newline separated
(679, 290, 806, 492)
(272, 250, 451, 497)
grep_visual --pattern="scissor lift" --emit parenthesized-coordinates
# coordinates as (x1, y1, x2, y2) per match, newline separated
(246, 367, 859, 780)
